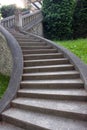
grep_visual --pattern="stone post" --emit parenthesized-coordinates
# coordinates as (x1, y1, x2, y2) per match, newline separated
(14, 9, 22, 31)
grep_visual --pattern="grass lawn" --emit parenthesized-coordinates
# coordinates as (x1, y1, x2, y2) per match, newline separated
(0, 73, 10, 98)
(55, 38, 87, 64)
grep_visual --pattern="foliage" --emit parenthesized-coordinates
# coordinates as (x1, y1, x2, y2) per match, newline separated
(55, 38, 87, 64)
(42, 0, 75, 40)
(0, 73, 9, 98)
(0, 4, 17, 18)
(73, 0, 87, 39)
(0, 4, 28, 18)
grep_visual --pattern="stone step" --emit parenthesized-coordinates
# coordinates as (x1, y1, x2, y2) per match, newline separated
(13, 35, 33, 39)
(23, 53, 64, 60)
(2, 108, 87, 130)
(24, 58, 69, 67)
(12, 97, 87, 120)
(0, 122, 24, 130)
(18, 88, 87, 101)
(19, 42, 47, 46)
(17, 39, 42, 42)
(22, 49, 58, 54)
(23, 64, 75, 73)
(22, 71, 80, 80)
(21, 45, 53, 50)
(20, 79, 83, 89)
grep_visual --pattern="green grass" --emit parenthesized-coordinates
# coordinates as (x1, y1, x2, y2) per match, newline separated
(55, 38, 87, 64)
(0, 73, 10, 98)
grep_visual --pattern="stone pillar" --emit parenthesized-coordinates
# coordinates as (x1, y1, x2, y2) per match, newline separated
(14, 9, 22, 31)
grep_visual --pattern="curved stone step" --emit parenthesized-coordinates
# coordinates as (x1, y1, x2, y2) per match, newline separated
(18, 88, 87, 101)
(22, 71, 80, 80)
(20, 79, 83, 89)
(12, 97, 87, 120)
(24, 58, 69, 67)
(2, 108, 87, 130)
(21, 45, 53, 50)
(19, 42, 47, 46)
(23, 64, 75, 73)
(23, 53, 64, 60)
(22, 49, 58, 54)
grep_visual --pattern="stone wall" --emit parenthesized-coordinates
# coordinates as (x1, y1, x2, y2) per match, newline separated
(0, 32, 12, 76)
(27, 22, 43, 36)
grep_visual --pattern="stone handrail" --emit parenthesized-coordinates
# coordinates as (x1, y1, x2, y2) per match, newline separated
(0, 25, 23, 119)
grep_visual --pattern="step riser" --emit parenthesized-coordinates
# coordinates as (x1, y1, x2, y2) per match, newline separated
(11, 103, 87, 121)
(22, 50, 57, 54)
(23, 66, 75, 73)
(15, 37, 36, 39)
(23, 54, 64, 60)
(22, 74, 80, 80)
(20, 83, 83, 89)
(2, 115, 45, 130)
(17, 40, 42, 42)
(21, 46, 53, 50)
(19, 43, 47, 46)
(17, 93, 87, 101)
(24, 60, 69, 67)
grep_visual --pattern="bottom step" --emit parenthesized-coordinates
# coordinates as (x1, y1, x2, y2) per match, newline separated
(2, 108, 87, 130)
(0, 122, 24, 130)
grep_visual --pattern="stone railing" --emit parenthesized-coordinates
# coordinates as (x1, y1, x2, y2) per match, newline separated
(0, 25, 23, 117)
(1, 15, 15, 28)
(0, 10, 43, 29)
(22, 10, 43, 29)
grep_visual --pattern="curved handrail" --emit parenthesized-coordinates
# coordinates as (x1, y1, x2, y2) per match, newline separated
(20, 30, 87, 91)
(0, 25, 23, 120)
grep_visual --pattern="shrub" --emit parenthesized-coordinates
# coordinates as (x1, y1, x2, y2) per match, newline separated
(73, 0, 87, 39)
(42, 0, 75, 40)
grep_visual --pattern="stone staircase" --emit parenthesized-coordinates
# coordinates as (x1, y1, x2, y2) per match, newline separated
(0, 31, 87, 130)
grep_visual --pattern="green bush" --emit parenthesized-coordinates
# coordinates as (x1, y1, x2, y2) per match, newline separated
(73, 0, 87, 39)
(0, 4, 17, 18)
(0, 4, 28, 18)
(42, 0, 75, 40)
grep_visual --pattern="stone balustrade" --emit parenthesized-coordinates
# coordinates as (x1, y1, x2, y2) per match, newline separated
(0, 10, 43, 36)
(1, 15, 15, 28)
(22, 10, 43, 28)
(0, 10, 42, 29)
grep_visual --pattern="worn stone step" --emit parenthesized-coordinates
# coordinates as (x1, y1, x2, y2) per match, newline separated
(20, 79, 83, 89)
(24, 58, 69, 67)
(17, 39, 42, 42)
(19, 41, 46, 44)
(13, 35, 34, 39)
(23, 64, 75, 73)
(14, 35, 37, 38)
(23, 53, 64, 60)
(2, 108, 87, 130)
(0, 122, 24, 130)
(12, 97, 87, 120)
(18, 88, 87, 101)
(22, 71, 80, 80)
(19, 42, 47, 46)
(21, 45, 53, 50)
(22, 49, 58, 54)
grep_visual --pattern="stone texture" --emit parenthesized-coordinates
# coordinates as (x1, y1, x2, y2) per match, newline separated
(0, 32, 12, 76)
(27, 22, 43, 36)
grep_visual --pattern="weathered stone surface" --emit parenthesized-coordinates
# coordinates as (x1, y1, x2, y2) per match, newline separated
(0, 32, 12, 76)
(27, 22, 43, 36)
